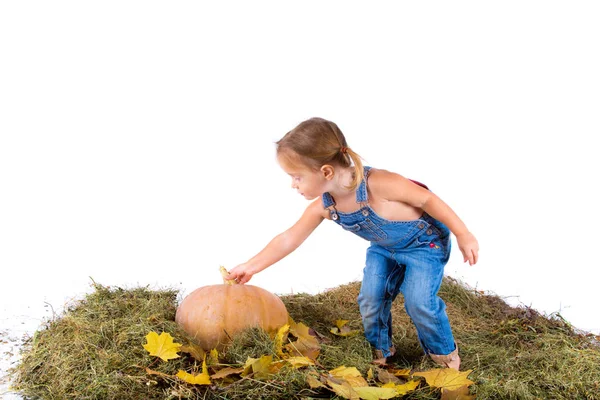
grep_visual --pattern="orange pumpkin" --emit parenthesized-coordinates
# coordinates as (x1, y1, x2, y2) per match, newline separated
(175, 284, 289, 350)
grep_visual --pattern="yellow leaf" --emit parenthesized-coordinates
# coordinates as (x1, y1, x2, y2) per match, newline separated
(241, 355, 274, 380)
(176, 369, 211, 385)
(274, 323, 290, 357)
(382, 380, 420, 395)
(353, 386, 399, 400)
(327, 379, 360, 400)
(330, 319, 360, 337)
(306, 373, 326, 389)
(335, 319, 350, 329)
(284, 356, 314, 368)
(413, 368, 474, 392)
(207, 349, 219, 366)
(211, 367, 244, 379)
(367, 368, 374, 380)
(284, 336, 320, 361)
(329, 366, 363, 378)
(289, 321, 319, 346)
(392, 368, 412, 378)
(176, 358, 211, 385)
(143, 331, 182, 361)
(329, 366, 368, 388)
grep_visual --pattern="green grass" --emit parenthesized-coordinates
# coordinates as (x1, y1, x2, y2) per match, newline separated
(9, 277, 600, 399)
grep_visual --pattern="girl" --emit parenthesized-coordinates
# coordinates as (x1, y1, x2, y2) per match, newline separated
(227, 117, 479, 370)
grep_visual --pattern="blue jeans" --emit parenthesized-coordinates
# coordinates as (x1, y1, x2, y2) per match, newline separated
(323, 166, 457, 358)
(357, 236, 455, 357)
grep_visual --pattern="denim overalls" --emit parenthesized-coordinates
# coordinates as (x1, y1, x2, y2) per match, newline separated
(322, 166, 456, 358)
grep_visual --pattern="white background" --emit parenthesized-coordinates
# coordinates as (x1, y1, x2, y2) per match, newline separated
(1, 1, 599, 397)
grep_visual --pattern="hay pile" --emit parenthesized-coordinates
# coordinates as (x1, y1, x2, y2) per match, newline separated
(9, 278, 600, 399)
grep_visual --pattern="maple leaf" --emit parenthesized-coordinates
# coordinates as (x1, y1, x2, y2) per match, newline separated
(176, 359, 211, 385)
(413, 368, 474, 393)
(330, 319, 360, 337)
(241, 355, 277, 380)
(353, 386, 400, 399)
(329, 366, 368, 389)
(274, 323, 290, 357)
(285, 321, 321, 360)
(381, 380, 421, 395)
(326, 379, 360, 400)
(143, 331, 182, 361)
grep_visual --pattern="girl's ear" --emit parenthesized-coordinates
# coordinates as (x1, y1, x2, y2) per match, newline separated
(320, 165, 335, 180)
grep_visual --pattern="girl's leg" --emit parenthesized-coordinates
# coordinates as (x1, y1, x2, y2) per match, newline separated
(358, 246, 403, 363)
(397, 256, 459, 369)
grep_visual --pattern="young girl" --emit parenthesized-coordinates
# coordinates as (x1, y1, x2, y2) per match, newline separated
(227, 117, 479, 370)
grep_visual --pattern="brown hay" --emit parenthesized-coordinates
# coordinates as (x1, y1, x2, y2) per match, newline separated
(8, 278, 600, 399)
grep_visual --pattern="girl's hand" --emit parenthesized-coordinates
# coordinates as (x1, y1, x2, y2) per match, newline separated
(226, 263, 255, 284)
(456, 232, 479, 266)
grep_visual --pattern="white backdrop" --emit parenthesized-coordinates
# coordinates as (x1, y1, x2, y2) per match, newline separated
(1, 3, 599, 394)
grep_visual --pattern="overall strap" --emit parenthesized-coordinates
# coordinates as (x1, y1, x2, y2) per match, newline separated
(355, 166, 372, 204)
(322, 192, 335, 208)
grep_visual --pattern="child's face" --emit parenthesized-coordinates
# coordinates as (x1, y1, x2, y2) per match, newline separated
(277, 155, 330, 200)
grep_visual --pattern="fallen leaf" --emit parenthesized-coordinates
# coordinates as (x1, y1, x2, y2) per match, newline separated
(413, 368, 474, 392)
(274, 323, 290, 357)
(330, 319, 360, 337)
(207, 349, 219, 366)
(329, 366, 368, 388)
(381, 380, 421, 395)
(176, 358, 211, 385)
(329, 366, 363, 379)
(353, 386, 399, 399)
(284, 336, 320, 360)
(143, 331, 182, 361)
(392, 368, 412, 378)
(376, 368, 400, 384)
(284, 356, 315, 368)
(241, 355, 275, 380)
(440, 384, 475, 400)
(327, 379, 360, 399)
(144, 367, 172, 378)
(210, 367, 244, 379)
(306, 373, 326, 389)
(180, 343, 205, 361)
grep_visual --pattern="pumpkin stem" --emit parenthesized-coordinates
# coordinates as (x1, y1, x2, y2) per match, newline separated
(219, 266, 237, 285)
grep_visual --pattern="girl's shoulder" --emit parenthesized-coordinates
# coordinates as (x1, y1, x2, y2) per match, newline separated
(365, 167, 403, 186)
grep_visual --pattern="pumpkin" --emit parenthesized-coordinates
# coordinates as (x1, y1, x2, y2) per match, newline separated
(175, 269, 289, 350)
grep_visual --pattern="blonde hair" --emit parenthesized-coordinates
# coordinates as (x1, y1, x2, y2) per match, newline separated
(276, 117, 364, 190)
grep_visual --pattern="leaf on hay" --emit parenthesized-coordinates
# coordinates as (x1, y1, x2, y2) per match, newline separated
(143, 331, 182, 361)
(330, 319, 360, 337)
(413, 368, 474, 392)
(176, 358, 211, 385)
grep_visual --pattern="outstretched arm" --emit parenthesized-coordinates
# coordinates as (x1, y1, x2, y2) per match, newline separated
(226, 198, 327, 284)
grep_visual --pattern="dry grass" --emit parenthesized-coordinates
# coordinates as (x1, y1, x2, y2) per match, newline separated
(9, 277, 600, 399)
